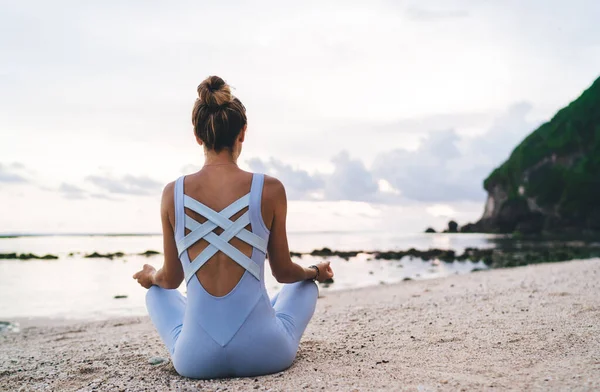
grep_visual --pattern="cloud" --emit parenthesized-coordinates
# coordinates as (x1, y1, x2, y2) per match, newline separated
(247, 102, 538, 203)
(0, 163, 28, 183)
(57, 182, 119, 201)
(323, 151, 380, 202)
(180, 164, 201, 174)
(249, 152, 399, 203)
(372, 103, 537, 202)
(247, 157, 325, 200)
(58, 183, 87, 200)
(372, 129, 481, 202)
(85, 174, 162, 196)
(467, 102, 537, 165)
(90, 193, 121, 201)
(405, 6, 469, 21)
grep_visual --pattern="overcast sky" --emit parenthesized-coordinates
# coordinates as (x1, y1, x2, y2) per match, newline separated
(1, 0, 599, 234)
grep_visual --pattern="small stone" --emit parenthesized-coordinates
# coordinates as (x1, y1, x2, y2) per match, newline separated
(148, 357, 168, 365)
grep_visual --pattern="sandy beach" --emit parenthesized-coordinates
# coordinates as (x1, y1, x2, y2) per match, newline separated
(1, 258, 599, 391)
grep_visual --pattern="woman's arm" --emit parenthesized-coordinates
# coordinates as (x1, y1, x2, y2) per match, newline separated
(133, 182, 184, 289)
(265, 177, 333, 283)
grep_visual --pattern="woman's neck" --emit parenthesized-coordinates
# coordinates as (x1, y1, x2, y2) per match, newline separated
(203, 150, 238, 167)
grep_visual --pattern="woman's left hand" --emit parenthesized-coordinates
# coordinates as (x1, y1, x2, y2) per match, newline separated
(133, 264, 157, 289)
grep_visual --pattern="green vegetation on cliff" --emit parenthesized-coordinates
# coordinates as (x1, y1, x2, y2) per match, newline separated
(483, 76, 600, 232)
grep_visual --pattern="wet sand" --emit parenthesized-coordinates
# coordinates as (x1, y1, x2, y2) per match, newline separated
(1, 259, 599, 391)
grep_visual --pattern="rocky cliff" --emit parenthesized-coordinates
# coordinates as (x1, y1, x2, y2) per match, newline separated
(463, 76, 600, 235)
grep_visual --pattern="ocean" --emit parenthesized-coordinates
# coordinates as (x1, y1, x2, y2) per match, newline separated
(0, 232, 498, 320)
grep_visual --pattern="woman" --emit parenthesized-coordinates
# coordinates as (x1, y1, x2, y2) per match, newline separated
(133, 75, 334, 379)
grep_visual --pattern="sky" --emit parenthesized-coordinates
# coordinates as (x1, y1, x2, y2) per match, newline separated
(1, 0, 600, 234)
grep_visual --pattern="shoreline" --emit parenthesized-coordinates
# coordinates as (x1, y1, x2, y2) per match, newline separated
(3, 239, 600, 266)
(1, 258, 599, 391)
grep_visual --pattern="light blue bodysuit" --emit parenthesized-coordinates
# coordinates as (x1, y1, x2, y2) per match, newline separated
(145, 173, 318, 379)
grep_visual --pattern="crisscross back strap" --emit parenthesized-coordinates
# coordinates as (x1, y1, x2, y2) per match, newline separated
(174, 174, 267, 284)
(175, 194, 252, 255)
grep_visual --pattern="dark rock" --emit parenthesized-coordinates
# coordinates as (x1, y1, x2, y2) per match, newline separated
(139, 250, 160, 257)
(447, 221, 459, 233)
(459, 222, 480, 233)
(0, 253, 58, 260)
(424, 227, 436, 233)
(495, 198, 534, 233)
(320, 277, 334, 288)
(439, 250, 456, 262)
(113, 295, 128, 299)
(290, 251, 302, 258)
(375, 248, 456, 262)
(514, 213, 545, 234)
(309, 248, 360, 261)
(85, 252, 113, 259)
(374, 251, 406, 260)
(310, 248, 333, 257)
(372, 245, 599, 269)
(85, 252, 126, 259)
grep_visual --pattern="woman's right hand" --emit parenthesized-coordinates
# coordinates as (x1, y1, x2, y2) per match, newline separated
(316, 261, 334, 283)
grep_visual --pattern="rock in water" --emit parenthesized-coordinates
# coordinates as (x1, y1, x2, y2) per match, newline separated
(447, 221, 458, 233)
(139, 250, 161, 257)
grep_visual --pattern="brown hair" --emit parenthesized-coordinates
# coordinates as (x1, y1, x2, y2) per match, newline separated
(192, 76, 247, 152)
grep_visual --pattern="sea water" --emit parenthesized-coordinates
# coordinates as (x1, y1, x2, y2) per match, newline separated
(0, 232, 498, 320)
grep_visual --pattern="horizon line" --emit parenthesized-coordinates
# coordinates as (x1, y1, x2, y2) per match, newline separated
(0, 229, 397, 239)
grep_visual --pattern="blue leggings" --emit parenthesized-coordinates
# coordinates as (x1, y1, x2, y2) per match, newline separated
(146, 281, 318, 378)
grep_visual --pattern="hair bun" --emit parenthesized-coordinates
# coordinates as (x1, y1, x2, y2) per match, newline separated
(197, 76, 232, 108)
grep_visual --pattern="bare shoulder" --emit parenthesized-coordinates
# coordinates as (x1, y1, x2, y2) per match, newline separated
(161, 181, 176, 203)
(262, 175, 286, 202)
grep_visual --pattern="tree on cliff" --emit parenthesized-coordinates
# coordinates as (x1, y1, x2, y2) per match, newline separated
(472, 76, 600, 234)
